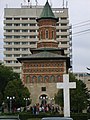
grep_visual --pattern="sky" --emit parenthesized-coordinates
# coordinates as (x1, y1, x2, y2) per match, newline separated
(0, 0, 90, 73)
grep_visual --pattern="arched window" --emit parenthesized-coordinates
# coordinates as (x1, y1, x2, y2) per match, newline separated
(32, 76, 37, 83)
(52, 30, 54, 39)
(38, 75, 43, 83)
(45, 30, 49, 39)
(44, 76, 49, 83)
(57, 75, 61, 82)
(40, 30, 43, 40)
(26, 75, 30, 83)
(50, 75, 55, 82)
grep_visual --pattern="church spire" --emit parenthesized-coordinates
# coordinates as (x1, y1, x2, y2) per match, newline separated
(37, 0, 58, 22)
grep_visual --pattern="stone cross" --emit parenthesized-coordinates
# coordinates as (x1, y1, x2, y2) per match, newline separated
(57, 74, 76, 117)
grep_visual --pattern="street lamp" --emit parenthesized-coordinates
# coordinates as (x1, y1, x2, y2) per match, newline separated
(24, 97, 30, 111)
(7, 96, 15, 113)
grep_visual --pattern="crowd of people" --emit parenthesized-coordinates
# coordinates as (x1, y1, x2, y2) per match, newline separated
(29, 103, 60, 115)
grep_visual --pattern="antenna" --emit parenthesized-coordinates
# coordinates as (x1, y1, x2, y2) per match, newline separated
(66, 0, 68, 8)
(24, 0, 26, 5)
(62, 0, 65, 8)
(35, 0, 38, 6)
(6, 4, 8, 8)
(35, 0, 38, 17)
(28, 0, 30, 6)
(50, 0, 52, 7)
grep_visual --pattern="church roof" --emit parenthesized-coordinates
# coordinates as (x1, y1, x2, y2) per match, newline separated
(30, 47, 64, 55)
(17, 51, 69, 61)
(40, 1, 55, 18)
(36, 1, 58, 22)
(17, 51, 70, 68)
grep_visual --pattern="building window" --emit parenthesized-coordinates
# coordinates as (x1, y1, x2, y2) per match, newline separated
(22, 24, 28, 26)
(22, 30, 28, 32)
(61, 42, 67, 44)
(6, 61, 12, 63)
(22, 18, 28, 20)
(6, 36, 12, 38)
(29, 24, 36, 26)
(52, 31, 54, 39)
(6, 54, 12, 57)
(6, 18, 12, 20)
(61, 29, 67, 32)
(30, 30, 36, 32)
(61, 23, 67, 26)
(40, 31, 43, 39)
(5, 42, 12, 45)
(14, 30, 20, 32)
(6, 24, 12, 26)
(61, 17, 67, 20)
(29, 36, 36, 38)
(30, 17, 36, 20)
(30, 42, 36, 45)
(14, 18, 20, 20)
(61, 35, 67, 38)
(14, 35, 20, 38)
(56, 35, 59, 38)
(14, 48, 20, 51)
(41, 87, 46, 92)
(22, 36, 28, 38)
(56, 29, 59, 32)
(6, 48, 12, 51)
(56, 23, 59, 26)
(22, 48, 28, 51)
(14, 61, 18, 63)
(22, 54, 28, 57)
(14, 24, 20, 26)
(14, 42, 20, 45)
(45, 30, 49, 39)
(6, 30, 12, 32)
(22, 42, 28, 45)
(14, 54, 20, 57)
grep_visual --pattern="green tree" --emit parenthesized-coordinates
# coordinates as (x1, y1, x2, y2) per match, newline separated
(70, 73, 89, 113)
(4, 79, 31, 109)
(0, 64, 20, 105)
(54, 73, 89, 113)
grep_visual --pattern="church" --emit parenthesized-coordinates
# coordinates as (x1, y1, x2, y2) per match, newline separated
(17, 0, 70, 105)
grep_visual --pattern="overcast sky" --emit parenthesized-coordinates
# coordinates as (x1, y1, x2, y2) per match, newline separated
(0, 0, 90, 73)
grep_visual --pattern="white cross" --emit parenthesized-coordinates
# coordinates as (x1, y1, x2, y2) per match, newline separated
(57, 74, 76, 117)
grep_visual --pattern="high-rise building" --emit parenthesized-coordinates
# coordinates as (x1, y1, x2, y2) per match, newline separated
(3, 3, 72, 73)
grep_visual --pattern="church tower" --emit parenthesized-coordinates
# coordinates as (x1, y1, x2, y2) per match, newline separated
(36, 0, 58, 48)
(17, 1, 70, 105)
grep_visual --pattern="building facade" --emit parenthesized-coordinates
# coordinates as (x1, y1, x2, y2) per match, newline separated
(3, 3, 72, 73)
(74, 72, 90, 91)
(17, 1, 70, 105)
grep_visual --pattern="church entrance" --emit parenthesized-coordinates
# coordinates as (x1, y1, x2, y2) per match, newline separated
(39, 94, 48, 106)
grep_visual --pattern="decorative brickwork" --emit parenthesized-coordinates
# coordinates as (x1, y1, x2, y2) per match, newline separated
(37, 19, 58, 48)
(22, 61, 65, 84)
(37, 42, 58, 48)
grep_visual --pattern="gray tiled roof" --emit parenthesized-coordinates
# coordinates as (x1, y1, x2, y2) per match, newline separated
(17, 51, 70, 68)
(21, 51, 64, 59)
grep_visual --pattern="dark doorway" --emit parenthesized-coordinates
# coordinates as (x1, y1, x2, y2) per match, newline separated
(39, 94, 48, 106)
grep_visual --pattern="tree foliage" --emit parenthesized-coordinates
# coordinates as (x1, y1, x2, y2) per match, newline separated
(0, 64, 20, 105)
(4, 79, 31, 108)
(70, 73, 89, 113)
(54, 73, 90, 113)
